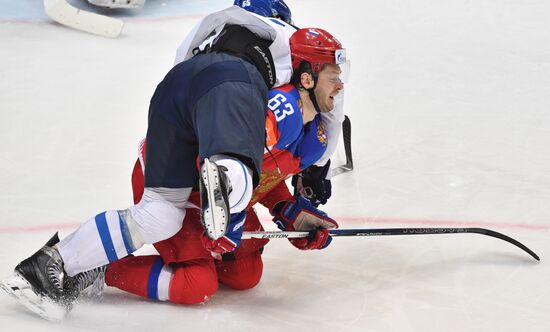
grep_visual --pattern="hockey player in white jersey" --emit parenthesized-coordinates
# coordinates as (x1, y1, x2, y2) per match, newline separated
(0, 5, 298, 321)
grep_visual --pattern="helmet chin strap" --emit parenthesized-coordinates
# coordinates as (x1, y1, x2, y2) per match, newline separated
(307, 75, 322, 113)
(308, 89, 322, 114)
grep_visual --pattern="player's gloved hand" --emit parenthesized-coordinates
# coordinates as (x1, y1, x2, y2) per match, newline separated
(292, 160, 332, 207)
(272, 196, 338, 250)
(201, 211, 245, 257)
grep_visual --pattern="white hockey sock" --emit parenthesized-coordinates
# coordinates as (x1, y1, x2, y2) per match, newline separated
(58, 210, 137, 277)
(58, 187, 191, 277)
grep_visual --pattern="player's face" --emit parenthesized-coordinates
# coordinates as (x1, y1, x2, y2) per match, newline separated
(314, 64, 344, 113)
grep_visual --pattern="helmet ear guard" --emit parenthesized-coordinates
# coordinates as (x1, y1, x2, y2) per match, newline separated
(234, 0, 293, 24)
(271, 0, 293, 24)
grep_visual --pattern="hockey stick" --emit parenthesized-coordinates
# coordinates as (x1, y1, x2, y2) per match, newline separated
(242, 227, 540, 261)
(44, 0, 124, 38)
(330, 115, 353, 177)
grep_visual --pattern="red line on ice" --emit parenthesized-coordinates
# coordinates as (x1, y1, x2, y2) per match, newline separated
(0, 223, 81, 234)
(1, 216, 548, 234)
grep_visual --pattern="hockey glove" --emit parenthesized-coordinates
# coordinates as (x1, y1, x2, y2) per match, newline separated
(292, 160, 332, 207)
(272, 196, 338, 250)
(201, 211, 245, 257)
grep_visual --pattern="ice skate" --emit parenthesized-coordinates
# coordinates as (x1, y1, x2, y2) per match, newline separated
(0, 233, 71, 321)
(200, 158, 232, 239)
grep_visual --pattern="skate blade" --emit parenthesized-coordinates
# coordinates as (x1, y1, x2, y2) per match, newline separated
(201, 158, 228, 239)
(1, 273, 68, 322)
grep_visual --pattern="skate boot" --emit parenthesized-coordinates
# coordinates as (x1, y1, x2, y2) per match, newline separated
(63, 265, 107, 303)
(200, 158, 232, 239)
(0, 233, 71, 321)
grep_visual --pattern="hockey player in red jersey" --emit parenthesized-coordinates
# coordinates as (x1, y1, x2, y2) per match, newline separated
(103, 27, 347, 304)
(1, 4, 299, 321)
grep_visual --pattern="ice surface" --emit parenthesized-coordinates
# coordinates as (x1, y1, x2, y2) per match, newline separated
(1, 1, 549, 331)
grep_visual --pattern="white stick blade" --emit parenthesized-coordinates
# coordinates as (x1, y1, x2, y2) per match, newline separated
(44, 0, 124, 38)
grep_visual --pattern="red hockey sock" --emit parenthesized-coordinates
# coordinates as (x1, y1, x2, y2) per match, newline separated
(106, 255, 170, 300)
(106, 255, 219, 305)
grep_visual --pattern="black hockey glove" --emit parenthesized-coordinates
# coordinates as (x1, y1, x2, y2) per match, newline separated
(292, 160, 332, 207)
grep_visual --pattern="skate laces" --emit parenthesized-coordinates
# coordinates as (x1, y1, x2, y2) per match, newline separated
(44, 247, 65, 293)
(47, 261, 64, 292)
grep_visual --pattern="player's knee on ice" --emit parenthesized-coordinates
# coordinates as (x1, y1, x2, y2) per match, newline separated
(169, 260, 218, 304)
(216, 251, 264, 290)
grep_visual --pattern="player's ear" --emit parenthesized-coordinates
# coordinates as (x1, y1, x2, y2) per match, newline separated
(300, 72, 314, 89)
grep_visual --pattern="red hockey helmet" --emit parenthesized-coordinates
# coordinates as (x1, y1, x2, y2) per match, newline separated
(289, 28, 347, 75)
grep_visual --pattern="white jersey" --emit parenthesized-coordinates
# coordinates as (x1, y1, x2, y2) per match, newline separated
(174, 5, 346, 170)
(174, 6, 297, 88)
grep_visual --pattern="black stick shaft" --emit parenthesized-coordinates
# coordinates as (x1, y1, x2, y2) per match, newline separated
(342, 115, 353, 169)
(242, 227, 540, 261)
